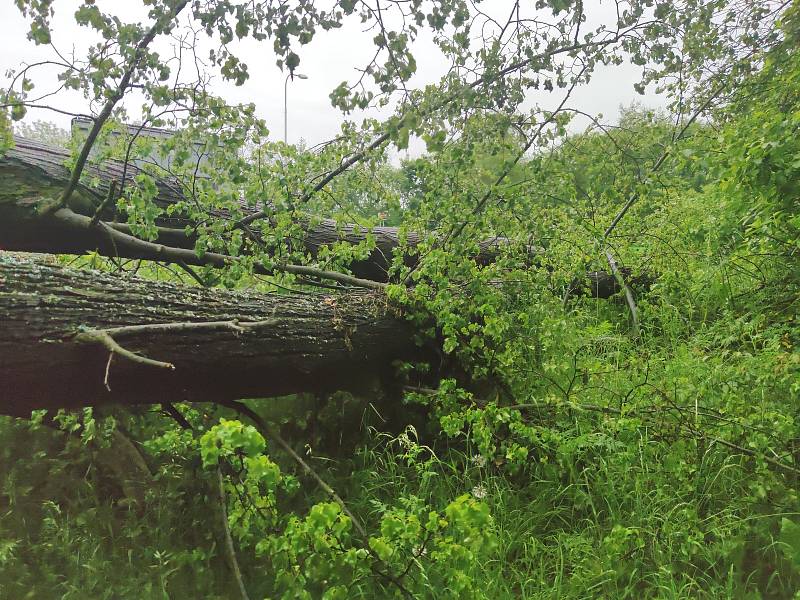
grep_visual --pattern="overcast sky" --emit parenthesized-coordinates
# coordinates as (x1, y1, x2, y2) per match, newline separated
(1, 1, 667, 157)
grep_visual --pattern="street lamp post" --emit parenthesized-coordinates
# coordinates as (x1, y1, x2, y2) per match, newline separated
(284, 73, 308, 144)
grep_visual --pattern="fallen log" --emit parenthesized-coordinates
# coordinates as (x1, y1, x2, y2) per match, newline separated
(0, 254, 421, 416)
(0, 137, 631, 296)
(0, 136, 497, 280)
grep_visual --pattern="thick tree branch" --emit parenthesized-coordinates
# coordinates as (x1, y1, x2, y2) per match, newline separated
(55, 207, 388, 290)
(0, 137, 632, 297)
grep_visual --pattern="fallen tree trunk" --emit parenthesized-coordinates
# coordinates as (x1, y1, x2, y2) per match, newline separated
(0, 137, 498, 280)
(0, 254, 421, 416)
(0, 137, 628, 297)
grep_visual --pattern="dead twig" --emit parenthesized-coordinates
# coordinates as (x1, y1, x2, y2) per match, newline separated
(74, 317, 280, 388)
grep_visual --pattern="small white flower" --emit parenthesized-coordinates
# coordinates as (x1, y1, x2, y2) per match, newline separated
(470, 454, 487, 468)
(398, 433, 412, 449)
(471, 484, 488, 500)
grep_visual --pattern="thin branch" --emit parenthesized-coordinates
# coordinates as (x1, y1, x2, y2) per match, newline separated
(89, 179, 118, 227)
(74, 329, 175, 371)
(220, 400, 369, 540)
(59, 0, 189, 208)
(217, 467, 252, 600)
(176, 260, 212, 286)
(508, 400, 800, 477)
(100, 318, 279, 337)
(162, 402, 193, 430)
(103, 352, 114, 391)
(237, 30, 635, 228)
(160, 403, 250, 600)
(74, 317, 280, 388)
(447, 63, 588, 245)
(603, 82, 727, 239)
(599, 83, 727, 331)
(604, 248, 639, 335)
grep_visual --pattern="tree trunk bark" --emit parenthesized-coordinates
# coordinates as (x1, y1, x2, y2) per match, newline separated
(0, 136, 480, 280)
(0, 254, 421, 416)
(0, 137, 628, 296)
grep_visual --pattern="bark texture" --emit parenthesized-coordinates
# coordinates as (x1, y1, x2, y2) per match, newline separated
(0, 254, 420, 416)
(0, 137, 629, 295)
(0, 137, 491, 280)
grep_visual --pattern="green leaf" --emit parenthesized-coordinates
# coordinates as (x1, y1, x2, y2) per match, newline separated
(780, 518, 800, 569)
(368, 537, 394, 561)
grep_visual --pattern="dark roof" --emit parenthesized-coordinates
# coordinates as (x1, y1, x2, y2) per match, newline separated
(71, 116, 179, 138)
